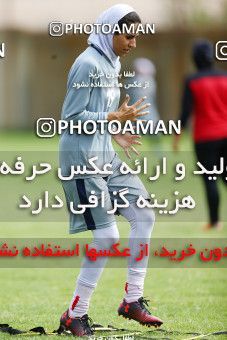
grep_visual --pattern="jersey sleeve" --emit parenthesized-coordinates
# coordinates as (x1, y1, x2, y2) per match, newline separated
(61, 60, 108, 122)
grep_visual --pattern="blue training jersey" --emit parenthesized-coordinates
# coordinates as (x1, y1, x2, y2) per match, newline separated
(59, 46, 121, 178)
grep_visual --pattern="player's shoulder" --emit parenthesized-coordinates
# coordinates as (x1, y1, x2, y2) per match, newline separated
(67, 47, 101, 81)
(75, 47, 102, 70)
(184, 72, 200, 83)
(209, 68, 227, 78)
(69, 47, 121, 79)
(186, 68, 227, 83)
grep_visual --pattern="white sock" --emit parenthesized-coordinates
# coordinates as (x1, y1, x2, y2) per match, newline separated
(124, 282, 143, 303)
(69, 278, 95, 318)
(119, 203, 155, 303)
(69, 224, 119, 318)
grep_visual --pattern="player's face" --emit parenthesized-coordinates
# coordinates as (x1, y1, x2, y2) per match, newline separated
(113, 24, 139, 57)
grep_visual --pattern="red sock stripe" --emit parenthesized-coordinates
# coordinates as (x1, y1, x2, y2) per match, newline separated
(125, 282, 128, 294)
(71, 295, 80, 311)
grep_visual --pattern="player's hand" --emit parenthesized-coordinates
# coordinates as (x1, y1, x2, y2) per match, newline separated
(113, 132, 142, 159)
(108, 95, 150, 123)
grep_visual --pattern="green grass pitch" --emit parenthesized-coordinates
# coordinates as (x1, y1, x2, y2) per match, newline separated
(0, 131, 226, 339)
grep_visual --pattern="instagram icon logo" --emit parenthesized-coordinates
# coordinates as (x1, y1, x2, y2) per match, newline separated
(49, 22, 64, 37)
(215, 41, 227, 61)
(36, 118, 56, 138)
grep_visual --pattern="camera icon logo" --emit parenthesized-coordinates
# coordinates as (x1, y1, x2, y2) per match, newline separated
(215, 41, 227, 61)
(49, 21, 64, 37)
(36, 118, 56, 138)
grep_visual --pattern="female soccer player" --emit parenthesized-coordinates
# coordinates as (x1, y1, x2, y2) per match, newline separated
(174, 39, 227, 230)
(59, 4, 163, 336)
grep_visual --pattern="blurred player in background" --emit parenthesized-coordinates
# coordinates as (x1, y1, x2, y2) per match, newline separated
(124, 58, 162, 155)
(59, 4, 163, 336)
(174, 39, 227, 230)
(125, 58, 160, 126)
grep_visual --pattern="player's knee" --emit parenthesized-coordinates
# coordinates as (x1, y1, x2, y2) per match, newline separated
(134, 206, 155, 227)
(101, 233, 119, 249)
(142, 208, 155, 225)
(94, 236, 119, 250)
(93, 224, 119, 249)
(132, 207, 155, 237)
(141, 208, 155, 234)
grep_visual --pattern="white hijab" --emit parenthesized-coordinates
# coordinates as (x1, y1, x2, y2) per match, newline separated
(88, 4, 135, 67)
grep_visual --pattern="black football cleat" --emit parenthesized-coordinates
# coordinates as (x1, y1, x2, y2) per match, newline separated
(118, 297, 163, 328)
(60, 309, 93, 336)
